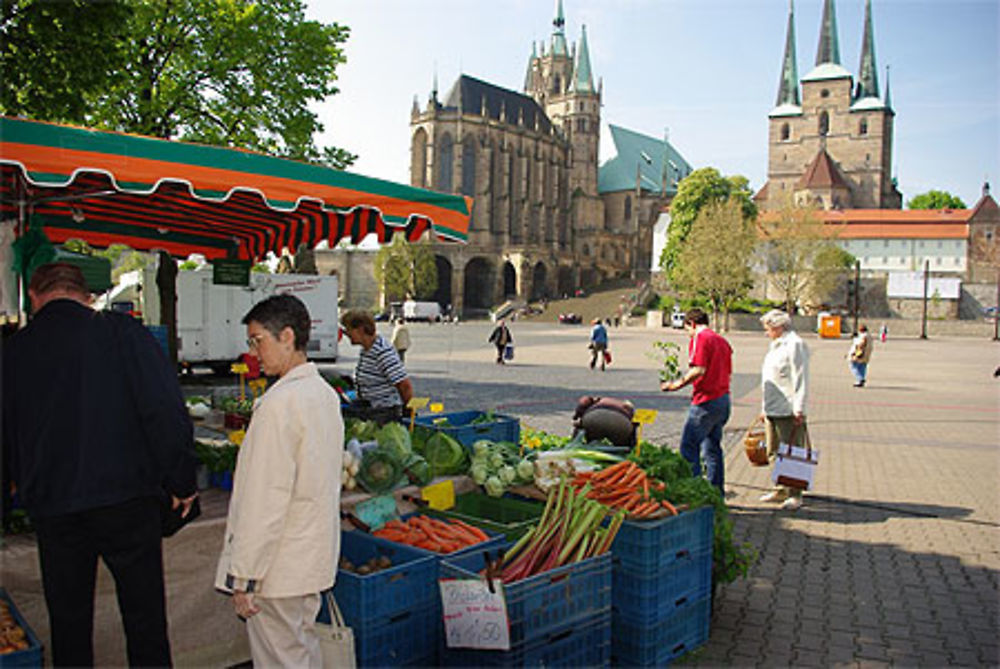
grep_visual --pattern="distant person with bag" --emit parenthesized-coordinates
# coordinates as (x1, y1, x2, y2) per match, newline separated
(391, 318, 411, 363)
(589, 318, 609, 371)
(216, 294, 343, 667)
(488, 319, 512, 365)
(848, 324, 873, 387)
(661, 308, 732, 494)
(758, 309, 809, 510)
(3, 263, 197, 666)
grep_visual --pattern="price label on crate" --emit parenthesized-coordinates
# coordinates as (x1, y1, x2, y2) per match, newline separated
(421, 479, 455, 511)
(440, 579, 510, 650)
(430, 402, 444, 413)
(407, 397, 430, 411)
(633, 409, 658, 425)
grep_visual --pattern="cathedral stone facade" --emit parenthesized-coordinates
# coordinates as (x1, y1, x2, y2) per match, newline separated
(758, 0, 902, 211)
(409, 1, 690, 316)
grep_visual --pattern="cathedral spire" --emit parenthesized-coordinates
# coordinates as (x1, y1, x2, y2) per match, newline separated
(815, 0, 841, 66)
(883, 64, 892, 110)
(776, 0, 800, 107)
(854, 0, 879, 100)
(571, 25, 595, 93)
(524, 41, 537, 92)
(551, 0, 568, 56)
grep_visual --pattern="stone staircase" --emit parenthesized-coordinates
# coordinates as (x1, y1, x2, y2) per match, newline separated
(518, 279, 650, 325)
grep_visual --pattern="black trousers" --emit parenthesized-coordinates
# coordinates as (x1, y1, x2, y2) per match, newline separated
(32, 496, 171, 667)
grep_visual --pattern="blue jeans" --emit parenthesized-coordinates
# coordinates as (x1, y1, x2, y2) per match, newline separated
(679, 394, 731, 492)
(850, 361, 868, 383)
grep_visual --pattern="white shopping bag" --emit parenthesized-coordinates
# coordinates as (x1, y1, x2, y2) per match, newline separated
(772, 442, 819, 491)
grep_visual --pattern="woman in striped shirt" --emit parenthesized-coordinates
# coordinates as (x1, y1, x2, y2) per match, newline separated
(340, 310, 414, 425)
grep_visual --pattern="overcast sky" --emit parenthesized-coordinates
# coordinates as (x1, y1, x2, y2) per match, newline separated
(307, 0, 999, 208)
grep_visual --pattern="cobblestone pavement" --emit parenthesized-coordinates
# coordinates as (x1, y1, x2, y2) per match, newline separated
(384, 321, 1000, 667)
(3, 320, 997, 666)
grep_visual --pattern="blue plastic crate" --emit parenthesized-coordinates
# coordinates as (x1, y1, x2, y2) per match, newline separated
(610, 505, 714, 572)
(355, 607, 438, 668)
(321, 531, 438, 627)
(612, 595, 711, 667)
(413, 410, 520, 448)
(440, 610, 611, 667)
(441, 547, 611, 648)
(0, 588, 43, 668)
(612, 548, 712, 625)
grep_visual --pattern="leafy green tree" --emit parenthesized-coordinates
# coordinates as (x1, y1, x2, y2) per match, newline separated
(660, 168, 757, 281)
(671, 199, 756, 328)
(759, 203, 854, 313)
(1, 0, 132, 121)
(907, 190, 967, 210)
(374, 237, 438, 302)
(2, 0, 354, 168)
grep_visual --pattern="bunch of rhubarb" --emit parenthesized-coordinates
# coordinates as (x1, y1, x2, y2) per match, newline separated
(500, 479, 625, 583)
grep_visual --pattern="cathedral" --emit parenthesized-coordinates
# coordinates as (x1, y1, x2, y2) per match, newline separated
(757, 0, 902, 211)
(409, 1, 691, 316)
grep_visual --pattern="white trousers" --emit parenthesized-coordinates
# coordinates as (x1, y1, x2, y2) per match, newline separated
(247, 592, 322, 668)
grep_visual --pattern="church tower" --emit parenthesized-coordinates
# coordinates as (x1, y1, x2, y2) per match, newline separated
(525, 0, 601, 196)
(764, 0, 900, 211)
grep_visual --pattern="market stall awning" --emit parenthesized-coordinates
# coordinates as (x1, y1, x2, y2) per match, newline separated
(0, 117, 471, 259)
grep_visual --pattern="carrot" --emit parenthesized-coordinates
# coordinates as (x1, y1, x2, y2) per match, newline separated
(592, 461, 630, 483)
(451, 519, 490, 543)
(660, 499, 678, 515)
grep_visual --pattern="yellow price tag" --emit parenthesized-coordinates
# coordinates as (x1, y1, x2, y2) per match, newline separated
(421, 479, 455, 511)
(230, 362, 249, 374)
(430, 402, 444, 413)
(227, 429, 245, 446)
(407, 397, 430, 411)
(633, 409, 658, 425)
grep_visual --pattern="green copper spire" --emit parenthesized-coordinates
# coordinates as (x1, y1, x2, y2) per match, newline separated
(815, 0, 841, 66)
(883, 64, 892, 109)
(572, 25, 595, 93)
(524, 41, 537, 92)
(551, 0, 568, 56)
(776, 0, 800, 107)
(854, 0, 879, 99)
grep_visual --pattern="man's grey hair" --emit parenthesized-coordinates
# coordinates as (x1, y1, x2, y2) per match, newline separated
(760, 309, 792, 329)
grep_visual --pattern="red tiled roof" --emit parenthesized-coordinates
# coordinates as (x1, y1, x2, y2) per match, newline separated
(759, 208, 970, 240)
(796, 149, 851, 190)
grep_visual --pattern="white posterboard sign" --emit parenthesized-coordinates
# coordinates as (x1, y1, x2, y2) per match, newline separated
(439, 579, 511, 650)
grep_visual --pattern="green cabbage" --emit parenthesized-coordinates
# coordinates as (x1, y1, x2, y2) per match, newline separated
(424, 432, 468, 476)
(356, 448, 403, 494)
(347, 419, 378, 442)
(472, 440, 493, 458)
(402, 453, 433, 487)
(376, 422, 412, 461)
(470, 463, 490, 485)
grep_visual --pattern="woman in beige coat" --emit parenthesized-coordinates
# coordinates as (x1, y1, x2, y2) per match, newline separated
(215, 294, 343, 667)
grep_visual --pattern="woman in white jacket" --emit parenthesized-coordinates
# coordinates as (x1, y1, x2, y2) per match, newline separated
(216, 294, 343, 667)
(758, 310, 809, 510)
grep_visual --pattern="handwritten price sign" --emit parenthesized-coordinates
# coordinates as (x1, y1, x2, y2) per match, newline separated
(440, 579, 510, 650)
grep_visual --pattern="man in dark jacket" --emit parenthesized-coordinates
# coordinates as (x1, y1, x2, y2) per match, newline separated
(2, 262, 197, 666)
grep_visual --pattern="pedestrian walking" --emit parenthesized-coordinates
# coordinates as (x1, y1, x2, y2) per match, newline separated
(589, 318, 609, 371)
(660, 308, 732, 495)
(488, 319, 513, 364)
(391, 317, 411, 363)
(848, 324, 874, 387)
(3, 263, 197, 666)
(758, 309, 809, 510)
(216, 294, 344, 667)
(879, 322, 888, 342)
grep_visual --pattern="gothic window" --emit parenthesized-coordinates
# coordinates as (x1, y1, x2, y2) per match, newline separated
(461, 136, 476, 197)
(437, 134, 454, 192)
(552, 75, 561, 93)
(859, 118, 868, 135)
(411, 128, 428, 188)
(818, 111, 830, 136)
(624, 195, 632, 221)
(780, 123, 790, 141)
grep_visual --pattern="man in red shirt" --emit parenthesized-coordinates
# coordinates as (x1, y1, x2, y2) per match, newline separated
(661, 308, 732, 493)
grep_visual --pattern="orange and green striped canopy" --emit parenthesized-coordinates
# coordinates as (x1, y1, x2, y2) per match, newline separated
(0, 117, 471, 259)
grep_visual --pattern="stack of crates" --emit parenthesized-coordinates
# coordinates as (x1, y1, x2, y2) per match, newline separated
(439, 548, 612, 667)
(0, 588, 43, 668)
(610, 506, 715, 666)
(319, 531, 438, 667)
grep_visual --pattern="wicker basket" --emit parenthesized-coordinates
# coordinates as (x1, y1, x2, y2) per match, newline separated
(744, 416, 769, 467)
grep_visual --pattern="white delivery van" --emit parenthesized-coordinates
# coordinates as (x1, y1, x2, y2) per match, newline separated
(142, 268, 338, 372)
(403, 300, 442, 322)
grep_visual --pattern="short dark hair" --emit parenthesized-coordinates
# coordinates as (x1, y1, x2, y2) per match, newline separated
(859, 324, 868, 332)
(29, 262, 89, 296)
(242, 294, 311, 351)
(684, 308, 709, 326)
(341, 309, 375, 335)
